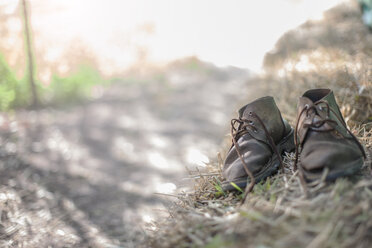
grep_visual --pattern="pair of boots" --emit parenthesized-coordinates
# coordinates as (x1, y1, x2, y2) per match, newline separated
(222, 88, 366, 191)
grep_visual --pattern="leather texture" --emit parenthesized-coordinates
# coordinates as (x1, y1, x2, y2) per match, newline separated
(223, 96, 291, 184)
(296, 88, 365, 180)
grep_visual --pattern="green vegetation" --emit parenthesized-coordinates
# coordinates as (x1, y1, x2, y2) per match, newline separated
(0, 55, 17, 111)
(0, 55, 104, 111)
(49, 64, 104, 105)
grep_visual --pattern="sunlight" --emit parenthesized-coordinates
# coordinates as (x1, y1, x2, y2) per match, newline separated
(278, 48, 349, 76)
(56, 229, 65, 236)
(146, 151, 183, 172)
(295, 54, 317, 72)
(142, 214, 154, 223)
(155, 182, 177, 194)
(0, 0, 18, 15)
(185, 147, 209, 167)
(26, 0, 345, 75)
(0, 1, 370, 246)
(147, 151, 171, 169)
(148, 135, 169, 149)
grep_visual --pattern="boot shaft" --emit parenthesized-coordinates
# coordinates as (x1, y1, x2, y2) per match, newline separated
(238, 96, 288, 144)
(297, 88, 350, 145)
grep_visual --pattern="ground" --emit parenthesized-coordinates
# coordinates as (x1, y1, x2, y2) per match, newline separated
(0, 58, 251, 247)
(147, 2, 372, 248)
(0, 1, 372, 248)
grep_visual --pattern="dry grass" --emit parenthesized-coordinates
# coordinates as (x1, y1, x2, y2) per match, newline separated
(147, 2, 372, 248)
(261, 1, 372, 126)
(147, 128, 371, 248)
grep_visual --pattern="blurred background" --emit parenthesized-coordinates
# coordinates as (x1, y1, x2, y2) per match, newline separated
(0, 0, 370, 247)
(1, 0, 342, 77)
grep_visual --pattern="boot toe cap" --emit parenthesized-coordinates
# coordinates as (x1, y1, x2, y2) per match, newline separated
(223, 139, 272, 182)
(301, 139, 364, 179)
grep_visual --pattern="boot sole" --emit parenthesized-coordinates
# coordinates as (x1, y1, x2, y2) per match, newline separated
(222, 128, 295, 191)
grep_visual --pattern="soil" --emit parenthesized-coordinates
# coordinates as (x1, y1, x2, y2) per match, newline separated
(0, 59, 251, 247)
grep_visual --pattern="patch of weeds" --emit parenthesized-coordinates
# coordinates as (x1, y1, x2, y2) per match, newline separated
(0, 54, 23, 111)
(229, 182, 244, 193)
(0, 54, 108, 110)
(213, 178, 226, 198)
(48, 64, 104, 105)
(253, 178, 273, 199)
(229, 182, 244, 200)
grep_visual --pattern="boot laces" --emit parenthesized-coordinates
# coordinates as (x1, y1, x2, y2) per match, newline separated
(230, 111, 284, 202)
(294, 100, 366, 171)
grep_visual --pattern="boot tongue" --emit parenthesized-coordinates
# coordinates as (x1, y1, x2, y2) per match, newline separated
(238, 96, 285, 144)
(298, 89, 350, 144)
(309, 89, 349, 136)
(303, 88, 331, 102)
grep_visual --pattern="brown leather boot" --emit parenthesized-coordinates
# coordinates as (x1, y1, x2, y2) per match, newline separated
(222, 96, 295, 192)
(294, 89, 366, 181)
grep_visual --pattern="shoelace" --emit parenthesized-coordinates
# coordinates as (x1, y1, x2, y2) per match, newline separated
(294, 100, 366, 171)
(230, 111, 284, 202)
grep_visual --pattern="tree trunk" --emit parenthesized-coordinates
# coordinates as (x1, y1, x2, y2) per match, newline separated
(21, 0, 38, 107)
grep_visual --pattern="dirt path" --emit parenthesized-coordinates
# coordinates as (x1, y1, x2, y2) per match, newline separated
(0, 60, 252, 247)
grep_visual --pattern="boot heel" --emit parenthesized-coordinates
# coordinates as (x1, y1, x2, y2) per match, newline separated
(280, 129, 295, 153)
